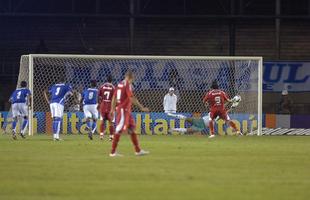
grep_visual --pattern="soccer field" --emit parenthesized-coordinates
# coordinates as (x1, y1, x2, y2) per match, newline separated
(0, 134, 309, 200)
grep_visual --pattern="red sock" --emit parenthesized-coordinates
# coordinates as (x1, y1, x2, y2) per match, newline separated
(109, 122, 115, 136)
(111, 134, 121, 154)
(130, 132, 141, 153)
(229, 121, 238, 131)
(209, 121, 214, 135)
(100, 120, 105, 133)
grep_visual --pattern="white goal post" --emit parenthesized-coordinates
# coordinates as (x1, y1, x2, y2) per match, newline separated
(18, 54, 263, 136)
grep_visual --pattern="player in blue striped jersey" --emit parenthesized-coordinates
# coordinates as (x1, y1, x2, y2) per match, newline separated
(44, 77, 73, 141)
(82, 80, 99, 140)
(9, 81, 32, 139)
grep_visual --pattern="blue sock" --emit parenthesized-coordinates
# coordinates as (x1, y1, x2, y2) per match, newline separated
(56, 120, 61, 135)
(53, 118, 62, 139)
(21, 119, 28, 134)
(87, 121, 92, 130)
(52, 119, 58, 135)
(92, 121, 97, 133)
(12, 118, 17, 132)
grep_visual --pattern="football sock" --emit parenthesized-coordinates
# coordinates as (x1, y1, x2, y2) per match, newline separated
(109, 123, 115, 136)
(172, 128, 187, 133)
(111, 134, 121, 154)
(52, 119, 58, 139)
(56, 119, 61, 139)
(100, 120, 105, 133)
(229, 121, 238, 132)
(130, 132, 141, 153)
(209, 121, 214, 135)
(21, 119, 28, 135)
(91, 121, 97, 133)
(168, 113, 187, 119)
(12, 118, 17, 132)
(53, 118, 61, 139)
(87, 121, 92, 131)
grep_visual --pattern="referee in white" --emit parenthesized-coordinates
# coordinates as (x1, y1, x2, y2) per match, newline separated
(163, 87, 178, 114)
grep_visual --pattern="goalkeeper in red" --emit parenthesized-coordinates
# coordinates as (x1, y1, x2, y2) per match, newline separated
(109, 71, 150, 157)
(204, 80, 242, 138)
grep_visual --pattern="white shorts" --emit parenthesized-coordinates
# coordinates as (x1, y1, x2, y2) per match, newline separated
(50, 103, 64, 118)
(83, 104, 99, 119)
(12, 103, 28, 118)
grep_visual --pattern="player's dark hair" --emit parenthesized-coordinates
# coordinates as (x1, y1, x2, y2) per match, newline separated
(211, 80, 219, 89)
(107, 75, 113, 83)
(20, 81, 27, 87)
(90, 80, 97, 88)
(58, 76, 65, 83)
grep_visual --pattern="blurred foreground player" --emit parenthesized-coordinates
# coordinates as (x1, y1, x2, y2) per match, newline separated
(204, 80, 242, 138)
(9, 81, 32, 139)
(82, 80, 99, 140)
(98, 75, 115, 141)
(109, 71, 150, 157)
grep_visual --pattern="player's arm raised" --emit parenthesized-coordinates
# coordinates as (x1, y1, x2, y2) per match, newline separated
(43, 89, 50, 104)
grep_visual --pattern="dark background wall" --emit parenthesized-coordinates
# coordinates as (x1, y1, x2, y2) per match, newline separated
(0, 0, 310, 113)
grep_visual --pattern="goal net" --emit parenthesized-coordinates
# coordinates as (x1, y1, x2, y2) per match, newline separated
(17, 55, 262, 136)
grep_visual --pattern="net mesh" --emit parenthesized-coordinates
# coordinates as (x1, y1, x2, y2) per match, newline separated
(18, 55, 260, 135)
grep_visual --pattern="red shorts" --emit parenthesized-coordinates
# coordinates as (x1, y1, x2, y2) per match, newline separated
(100, 111, 113, 122)
(115, 108, 135, 133)
(210, 109, 229, 121)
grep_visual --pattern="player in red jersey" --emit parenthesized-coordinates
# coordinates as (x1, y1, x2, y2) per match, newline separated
(98, 75, 115, 141)
(109, 71, 150, 157)
(203, 80, 241, 138)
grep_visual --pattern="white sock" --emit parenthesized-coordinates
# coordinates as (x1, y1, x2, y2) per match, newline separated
(168, 113, 187, 119)
(172, 128, 187, 133)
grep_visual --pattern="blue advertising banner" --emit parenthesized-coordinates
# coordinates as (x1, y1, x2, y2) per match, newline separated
(0, 112, 258, 136)
(65, 60, 309, 92)
(263, 61, 310, 92)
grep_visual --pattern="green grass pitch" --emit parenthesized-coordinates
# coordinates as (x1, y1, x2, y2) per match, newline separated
(0, 134, 309, 200)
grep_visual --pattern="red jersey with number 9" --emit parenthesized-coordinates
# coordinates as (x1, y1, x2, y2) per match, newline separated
(98, 82, 115, 113)
(204, 89, 229, 111)
(114, 80, 133, 111)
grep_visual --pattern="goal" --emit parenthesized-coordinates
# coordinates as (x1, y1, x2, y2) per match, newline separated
(17, 55, 263, 136)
